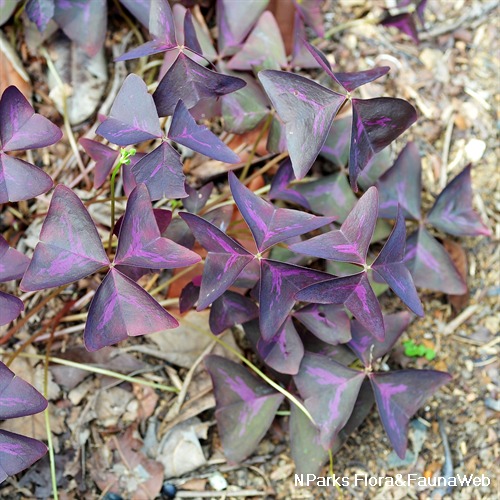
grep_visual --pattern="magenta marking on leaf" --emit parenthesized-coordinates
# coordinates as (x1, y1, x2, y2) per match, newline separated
(209, 290, 258, 335)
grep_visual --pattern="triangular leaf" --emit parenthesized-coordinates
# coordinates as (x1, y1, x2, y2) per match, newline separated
(0, 291, 23, 327)
(259, 70, 346, 179)
(96, 74, 162, 146)
(369, 370, 452, 458)
(372, 208, 424, 316)
(183, 182, 214, 214)
(405, 228, 467, 294)
(153, 52, 246, 117)
(293, 0, 324, 37)
(114, 184, 200, 269)
(131, 142, 186, 201)
(179, 212, 254, 309)
(0, 235, 30, 282)
(349, 97, 417, 190)
(334, 67, 390, 93)
(259, 259, 332, 340)
(79, 138, 119, 189)
(427, 164, 491, 236)
(84, 268, 178, 351)
(168, 100, 240, 164)
(229, 171, 333, 252)
(348, 312, 412, 367)
(381, 13, 419, 43)
(204, 354, 284, 463)
(294, 352, 365, 449)
(209, 291, 258, 335)
(296, 272, 385, 340)
(290, 186, 379, 264)
(149, 0, 177, 47)
(0, 86, 62, 151)
(289, 13, 321, 69)
(268, 159, 311, 209)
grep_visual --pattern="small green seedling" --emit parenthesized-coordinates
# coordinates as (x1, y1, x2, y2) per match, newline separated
(403, 340, 436, 361)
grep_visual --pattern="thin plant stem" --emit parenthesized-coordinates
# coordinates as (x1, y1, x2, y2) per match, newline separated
(328, 449, 343, 498)
(0, 351, 180, 393)
(149, 263, 201, 297)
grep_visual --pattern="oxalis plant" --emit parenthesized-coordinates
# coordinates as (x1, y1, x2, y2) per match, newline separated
(0, 0, 491, 492)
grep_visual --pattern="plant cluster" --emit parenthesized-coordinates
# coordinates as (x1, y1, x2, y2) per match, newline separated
(0, 0, 491, 490)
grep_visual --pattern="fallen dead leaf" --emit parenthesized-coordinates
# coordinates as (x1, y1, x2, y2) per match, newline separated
(442, 238, 470, 313)
(0, 31, 31, 98)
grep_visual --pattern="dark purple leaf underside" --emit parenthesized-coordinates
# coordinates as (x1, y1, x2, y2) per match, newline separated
(0, 236, 30, 282)
(349, 97, 417, 191)
(0, 86, 62, 151)
(259, 259, 332, 340)
(290, 186, 378, 264)
(296, 272, 385, 341)
(131, 142, 186, 201)
(0, 429, 47, 483)
(204, 354, 284, 463)
(369, 370, 452, 458)
(294, 352, 365, 449)
(153, 53, 246, 117)
(84, 268, 178, 351)
(382, 13, 419, 43)
(293, 0, 324, 37)
(0, 361, 48, 419)
(0, 291, 24, 326)
(405, 228, 467, 294)
(372, 208, 424, 316)
(183, 10, 203, 54)
(0, 154, 53, 203)
(114, 184, 200, 269)
(377, 141, 422, 220)
(258, 70, 346, 179)
(427, 164, 491, 236)
(269, 159, 311, 209)
(293, 303, 351, 345)
(53, 0, 107, 57)
(96, 74, 162, 146)
(26, 0, 54, 32)
(20, 185, 109, 291)
(179, 280, 200, 313)
(229, 171, 333, 252)
(79, 138, 119, 189)
(168, 100, 240, 164)
(227, 11, 286, 71)
(179, 212, 254, 309)
(209, 291, 258, 335)
(348, 311, 412, 367)
(183, 182, 213, 213)
(257, 317, 304, 375)
(334, 67, 390, 92)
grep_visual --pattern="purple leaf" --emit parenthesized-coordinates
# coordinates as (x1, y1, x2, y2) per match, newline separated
(405, 228, 467, 294)
(183, 10, 202, 55)
(289, 186, 379, 264)
(119, 0, 151, 28)
(289, 13, 321, 69)
(372, 208, 424, 316)
(122, 152, 146, 196)
(149, 0, 177, 47)
(84, 268, 179, 351)
(369, 370, 452, 458)
(131, 142, 186, 201)
(179, 212, 254, 309)
(294, 352, 366, 449)
(296, 272, 385, 341)
(229, 171, 334, 252)
(377, 141, 422, 220)
(227, 12, 286, 71)
(350, 97, 417, 190)
(382, 13, 419, 43)
(114, 184, 200, 269)
(268, 159, 311, 210)
(0, 430, 47, 483)
(216, 0, 269, 55)
(209, 290, 258, 335)
(0, 86, 62, 151)
(293, 303, 351, 345)
(168, 100, 240, 164)
(427, 164, 491, 236)
(204, 354, 284, 463)
(293, 0, 324, 37)
(302, 41, 337, 80)
(0, 154, 53, 203)
(259, 70, 346, 179)
(257, 317, 304, 375)
(0, 291, 23, 327)
(357, 148, 393, 190)
(179, 280, 200, 313)
(334, 67, 390, 93)
(96, 74, 162, 146)
(153, 52, 246, 117)
(26, 0, 54, 32)
(259, 259, 332, 340)
(0, 235, 30, 281)
(183, 182, 213, 213)
(79, 138, 119, 189)
(348, 311, 412, 367)
(53, 0, 107, 56)
(0, 361, 48, 419)
(320, 115, 351, 167)
(20, 185, 109, 292)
